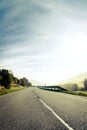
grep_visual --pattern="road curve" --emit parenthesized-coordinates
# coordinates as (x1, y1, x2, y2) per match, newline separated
(0, 87, 87, 130)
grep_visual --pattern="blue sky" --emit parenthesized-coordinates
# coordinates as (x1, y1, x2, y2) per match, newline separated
(0, 0, 87, 85)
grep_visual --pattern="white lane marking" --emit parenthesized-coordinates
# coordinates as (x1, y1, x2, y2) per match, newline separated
(39, 99, 74, 130)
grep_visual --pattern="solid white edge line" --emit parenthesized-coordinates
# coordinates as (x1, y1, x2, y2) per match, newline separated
(39, 99, 74, 130)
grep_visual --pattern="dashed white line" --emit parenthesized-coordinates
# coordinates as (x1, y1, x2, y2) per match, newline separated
(39, 99, 74, 130)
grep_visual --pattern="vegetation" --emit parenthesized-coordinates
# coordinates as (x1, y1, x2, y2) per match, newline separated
(83, 78, 87, 90)
(61, 78, 87, 91)
(62, 91, 87, 97)
(0, 69, 32, 90)
(60, 78, 87, 96)
(0, 69, 13, 89)
(0, 86, 25, 96)
(19, 77, 32, 87)
(0, 68, 87, 97)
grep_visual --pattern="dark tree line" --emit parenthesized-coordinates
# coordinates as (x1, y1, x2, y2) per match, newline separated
(0, 69, 32, 89)
(79, 79, 87, 91)
(83, 78, 87, 91)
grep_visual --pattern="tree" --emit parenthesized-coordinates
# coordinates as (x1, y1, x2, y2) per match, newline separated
(28, 82, 32, 87)
(0, 75, 3, 86)
(0, 69, 13, 89)
(83, 79, 87, 91)
(19, 77, 32, 87)
(13, 76, 20, 84)
(0, 69, 32, 88)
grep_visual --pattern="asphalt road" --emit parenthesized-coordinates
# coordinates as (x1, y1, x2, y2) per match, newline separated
(0, 87, 87, 130)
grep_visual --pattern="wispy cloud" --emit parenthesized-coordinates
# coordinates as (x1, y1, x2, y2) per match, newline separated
(1, 0, 87, 84)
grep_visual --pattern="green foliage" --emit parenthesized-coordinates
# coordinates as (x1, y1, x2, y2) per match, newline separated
(19, 77, 32, 87)
(0, 86, 25, 96)
(0, 75, 3, 85)
(83, 78, 87, 91)
(13, 76, 20, 84)
(0, 69, 13, 89)
(0, 69, 32, 89)
(62, 91, 87, 97)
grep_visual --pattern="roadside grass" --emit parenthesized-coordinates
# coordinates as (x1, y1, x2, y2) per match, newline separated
(39, 87, 87, 97)
(62, 91, 87, 97)
(0, 85, 25, 96)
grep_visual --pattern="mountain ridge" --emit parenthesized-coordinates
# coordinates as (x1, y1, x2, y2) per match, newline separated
(60, 72, 87, 87)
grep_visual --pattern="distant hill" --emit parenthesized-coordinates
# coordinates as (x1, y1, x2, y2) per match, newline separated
(60, 72, 87, 88)
(61, 72, 87, 84)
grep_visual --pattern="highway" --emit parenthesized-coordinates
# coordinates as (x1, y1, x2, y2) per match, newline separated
(0, 87, 87, 130)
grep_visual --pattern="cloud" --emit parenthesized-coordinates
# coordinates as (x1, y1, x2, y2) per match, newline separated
(1, 0, 87, 84)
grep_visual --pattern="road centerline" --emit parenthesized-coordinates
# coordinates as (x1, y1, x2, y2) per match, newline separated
(39, 98, 74, 130)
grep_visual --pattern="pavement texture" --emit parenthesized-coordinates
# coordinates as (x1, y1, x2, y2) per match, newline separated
(0, 87, 87, 130)
(34, 88, 87, 130)
(0, 88, 68, 130)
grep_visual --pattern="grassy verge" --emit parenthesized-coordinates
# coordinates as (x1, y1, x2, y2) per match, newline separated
(0, 86, 25, 96)
(62, 91, 87, 97)
(39, 87, 87, 96)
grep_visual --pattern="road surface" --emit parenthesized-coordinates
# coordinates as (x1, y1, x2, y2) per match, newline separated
(0, 87, 87, 130)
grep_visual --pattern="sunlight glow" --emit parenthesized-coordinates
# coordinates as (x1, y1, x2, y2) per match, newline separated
(1, 0, 87, 85)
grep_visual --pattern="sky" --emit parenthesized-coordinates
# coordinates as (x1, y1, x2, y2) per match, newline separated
(0, 0, 87, 85)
